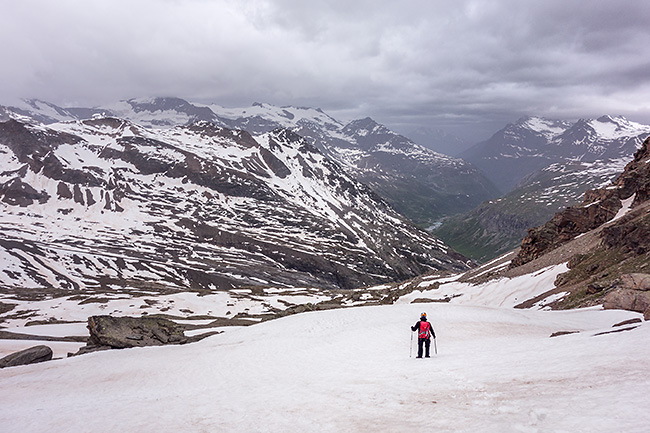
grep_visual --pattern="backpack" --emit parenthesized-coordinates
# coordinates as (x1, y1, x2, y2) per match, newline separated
(418, 321, 431, 339)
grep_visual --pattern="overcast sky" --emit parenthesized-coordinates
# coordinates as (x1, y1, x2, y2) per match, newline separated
(2, 0, 649, 142)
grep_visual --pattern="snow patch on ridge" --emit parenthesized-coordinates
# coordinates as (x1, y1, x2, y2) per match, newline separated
(610, 193, 636, 223)
(400, 263, 570, 308)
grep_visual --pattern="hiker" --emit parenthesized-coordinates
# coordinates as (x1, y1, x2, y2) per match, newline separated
(411, 312, 435, 358)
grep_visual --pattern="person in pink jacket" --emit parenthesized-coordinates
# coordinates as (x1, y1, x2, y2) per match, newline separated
(411, 312, 436, 358)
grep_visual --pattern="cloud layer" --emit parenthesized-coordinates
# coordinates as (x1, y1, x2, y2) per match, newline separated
(2, 0, 649, 141)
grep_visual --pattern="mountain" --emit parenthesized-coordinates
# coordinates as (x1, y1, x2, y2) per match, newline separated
(461, 115, 650, 193)
(101, 97, 227, 128)
(0, 114, 472, 294)
(405, 126, 469, 156)
(0, 97, 498, 227)
(433, 158, 629, 262)
(2, 98, 500, 228)
(507, 136, 650, 311)
(207, 103, 500, 226)
(0, 99, 82, 124)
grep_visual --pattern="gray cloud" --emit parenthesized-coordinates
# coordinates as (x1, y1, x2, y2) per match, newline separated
(1, 0, 649, 142)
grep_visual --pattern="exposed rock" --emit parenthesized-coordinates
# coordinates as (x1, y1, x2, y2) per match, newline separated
(645, 306, 650, 321)
(85, 315, 188, 349)
(618, 273, 650, 291)
(603, 289, 650, 314)
(0, 178, 50, 206)
(0, 345, 53, 368)
(411, 298, 440, 303)
(613, 318, 643, 327)
(0, 330, 86, 342)
(0, 301, 16, 315)
(410, 297, 456, 303)
(601, 213, 650, 255)
(594, 326, 639, 336)
(603, 274, 650, 313)
(510, 194, 621, 268)
(550, 330, 579, 338)
(586, 283, 607, 295)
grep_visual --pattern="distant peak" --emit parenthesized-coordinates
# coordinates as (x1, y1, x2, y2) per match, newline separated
(512, 116, 571, 137)
(596, 115, 628, 125)
(126, 96, 192, 109)
(347, 117, 379, 127)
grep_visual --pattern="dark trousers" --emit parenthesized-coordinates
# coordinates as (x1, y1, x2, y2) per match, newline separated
(417, 338, 430, 358)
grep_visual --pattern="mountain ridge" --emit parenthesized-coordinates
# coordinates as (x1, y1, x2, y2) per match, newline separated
(0, 114, 470, 294)
(461, 115, 650, 193)
(1, 97, 500, 227)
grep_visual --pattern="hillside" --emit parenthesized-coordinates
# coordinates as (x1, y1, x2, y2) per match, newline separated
(507, 137, 650, 311)
(433, 158, 629, 262)
(0, 116, 469, 295)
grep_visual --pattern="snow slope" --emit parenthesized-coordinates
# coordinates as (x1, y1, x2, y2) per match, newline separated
(1, 301, 647, 432)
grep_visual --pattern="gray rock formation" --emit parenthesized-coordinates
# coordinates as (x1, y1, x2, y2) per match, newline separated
(0, 345, 53, 368)
(86, 315, 188, 349)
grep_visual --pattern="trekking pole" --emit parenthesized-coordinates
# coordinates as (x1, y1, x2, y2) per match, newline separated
(434, 337, 438, 355)
(410, 331, 414, 358)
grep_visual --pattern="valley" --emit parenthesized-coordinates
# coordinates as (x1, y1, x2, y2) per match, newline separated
(1, 98, 650, 432)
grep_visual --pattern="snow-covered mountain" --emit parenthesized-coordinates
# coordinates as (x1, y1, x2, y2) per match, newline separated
(461, 115, 650, 193)
(333, 117, 500, 226)
(2, 137, 649, 432)
(204, 102, 501, 226)
(0, 114, 471, 294)
(2, 98, 500, 227)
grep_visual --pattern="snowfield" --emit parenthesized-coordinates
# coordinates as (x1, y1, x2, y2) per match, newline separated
(1, 301, 648, 432)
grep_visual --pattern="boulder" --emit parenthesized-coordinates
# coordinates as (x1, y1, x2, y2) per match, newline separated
(603, 288, 650, 313)
(0, 345, 53, 368)
(619, 273, 650, 291)
(550, 330, 580, 338)
(613, 318, 643, 327)
(86, 315, 187, 349)
(603, 273, 650, 314)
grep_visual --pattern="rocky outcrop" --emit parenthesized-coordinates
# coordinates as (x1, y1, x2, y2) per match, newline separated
(511, 136, 650, 268)
(84, 315, 188, 350)
(603, 274, 650, 316)
(0, 345, 53, 368)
